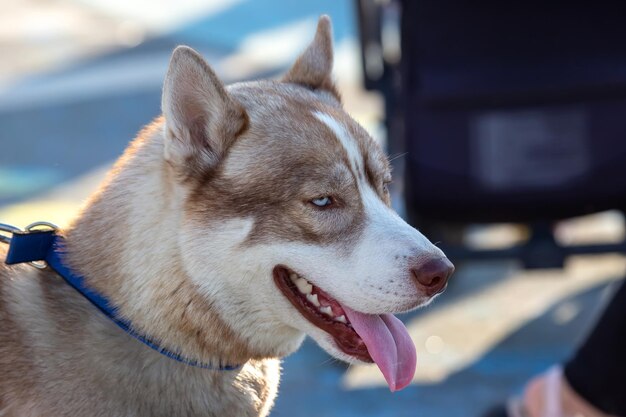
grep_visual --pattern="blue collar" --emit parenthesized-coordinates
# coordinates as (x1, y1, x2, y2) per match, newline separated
(4, 229, 240, 371)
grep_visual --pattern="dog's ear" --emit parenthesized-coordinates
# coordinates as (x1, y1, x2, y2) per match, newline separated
(282, 15, 339, 100)
(162, 46, 248, 175)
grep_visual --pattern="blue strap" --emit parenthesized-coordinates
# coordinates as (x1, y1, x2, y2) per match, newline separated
(4, 231, 240, 371)
(6, 230, 55, 264)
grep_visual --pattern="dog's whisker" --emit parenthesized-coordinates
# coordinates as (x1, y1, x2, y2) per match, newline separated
(388, 152, 408, 163)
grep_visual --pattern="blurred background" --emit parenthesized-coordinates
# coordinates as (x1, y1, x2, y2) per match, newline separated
(1, 1, 625, 416)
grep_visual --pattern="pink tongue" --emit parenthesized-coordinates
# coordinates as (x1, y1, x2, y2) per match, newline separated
(343, 306, 416, 392)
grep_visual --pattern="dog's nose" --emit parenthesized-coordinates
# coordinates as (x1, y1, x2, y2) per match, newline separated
(411, 257, 454, 296)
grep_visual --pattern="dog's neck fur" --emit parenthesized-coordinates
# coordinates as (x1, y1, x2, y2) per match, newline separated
(64, 120, 264, 368)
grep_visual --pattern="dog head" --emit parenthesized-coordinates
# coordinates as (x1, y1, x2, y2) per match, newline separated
(162, 16, 453, 391)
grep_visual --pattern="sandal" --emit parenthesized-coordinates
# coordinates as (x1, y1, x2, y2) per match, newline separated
(483, 366, 617, 417)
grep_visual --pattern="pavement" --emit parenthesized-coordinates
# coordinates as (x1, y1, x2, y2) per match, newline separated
(1, 2, 624, 416)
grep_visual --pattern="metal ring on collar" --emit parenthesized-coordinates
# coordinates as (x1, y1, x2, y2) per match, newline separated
(0, 223, 22, 245)
(24, 222, 59, 269)
(25, 221, 59, 232)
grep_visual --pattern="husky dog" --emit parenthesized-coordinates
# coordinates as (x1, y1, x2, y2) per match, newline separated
(0, 16, 453, 417)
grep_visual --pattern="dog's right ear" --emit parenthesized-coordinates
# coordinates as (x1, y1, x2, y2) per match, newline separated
(162, 46, 248, 176)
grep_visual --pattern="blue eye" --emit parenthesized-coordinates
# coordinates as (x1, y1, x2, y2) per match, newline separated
(311, 196, 332, 207)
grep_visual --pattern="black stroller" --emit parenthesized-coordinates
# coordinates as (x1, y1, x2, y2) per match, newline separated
(356, 0, 626, 268)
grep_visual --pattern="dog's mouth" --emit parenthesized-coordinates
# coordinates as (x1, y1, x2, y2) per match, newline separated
(273, 265, 417, 391)
(273, 265, 371, 361)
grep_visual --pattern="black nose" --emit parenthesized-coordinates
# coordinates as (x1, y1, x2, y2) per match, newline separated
(411, 257, 455, 296)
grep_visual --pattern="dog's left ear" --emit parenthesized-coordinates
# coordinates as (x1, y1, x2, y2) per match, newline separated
(282, 15, 339, 100)
(162, 46, 248, 176)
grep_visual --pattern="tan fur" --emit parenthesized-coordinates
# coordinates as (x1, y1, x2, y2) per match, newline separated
(0, 16, 448, 416)
(282, 15, 340, 100)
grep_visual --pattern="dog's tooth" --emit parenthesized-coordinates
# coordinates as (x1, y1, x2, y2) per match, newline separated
(320, 306, 332, 316)
(336, 315, 347, 323)
(289, 273, 299, 283)
(306, 294, 320, 307)
(295, 278, 313, 294)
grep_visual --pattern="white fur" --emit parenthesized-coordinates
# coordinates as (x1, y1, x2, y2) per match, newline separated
(179, 217, 307, 359)
(313, 111, 364, 175)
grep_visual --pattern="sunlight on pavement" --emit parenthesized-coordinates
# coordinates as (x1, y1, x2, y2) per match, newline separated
(218, 17, 318, 79)
(0, 164, 109, 228)
(0, 0, 129, 87)
(343, 254, 625, 389)
(79, 0, 245, 33)
(0, 201, 81, 229)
